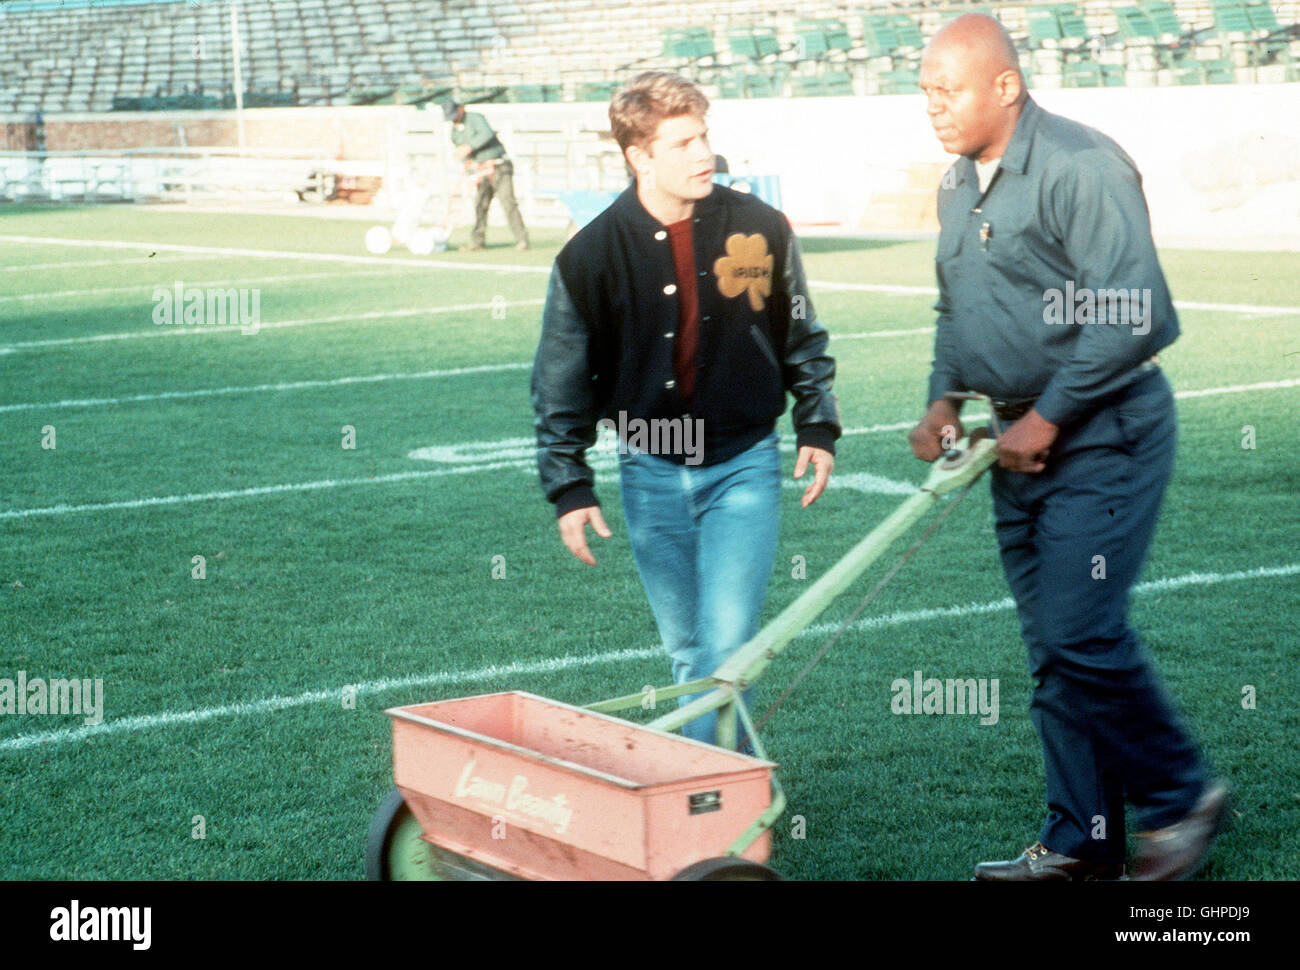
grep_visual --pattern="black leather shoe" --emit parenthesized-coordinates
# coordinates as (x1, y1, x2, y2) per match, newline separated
(974, 841, 1126, 881)
(1131, 781, 1230, 881)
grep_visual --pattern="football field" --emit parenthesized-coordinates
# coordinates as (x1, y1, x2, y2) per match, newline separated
(1, 205, 1296, 880)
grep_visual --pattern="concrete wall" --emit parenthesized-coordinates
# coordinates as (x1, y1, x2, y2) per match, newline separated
(5, 82, 1299, 247)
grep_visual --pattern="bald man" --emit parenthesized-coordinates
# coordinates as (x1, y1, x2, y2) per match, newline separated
(910, 14, 1227, 881)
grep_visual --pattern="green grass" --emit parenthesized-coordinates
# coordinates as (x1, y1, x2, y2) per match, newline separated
(1, 205, 1296, 880)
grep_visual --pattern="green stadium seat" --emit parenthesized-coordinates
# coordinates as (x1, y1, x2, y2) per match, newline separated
(745, 72, 778, 98)
(717, 72, 745, 99)
(878, 67, 920, 94)
(663, 27, 716, 63)
(510, 84, 547, 103)
(1063, 60, 1102, 87)
(1141, 1, 1188, 39)
(861, 15, 901, 58)
(1201, 57, 1238, 81)
(727, 26, 781, 63)
(1116, 6, 1159, 42)
(1243, 1, 1282, 33)
(790, 74, 825, 96)
(794, 19, 851, 63)
(888, 14, 925, 52)
(1211, 0, 1255, 38)
(823, 70, 855, 96)
(577, 81, 619, 102)
(1027, 10, 1063, 48)
(794, 21, 831, 61)
(1055, 5, 1090, 44)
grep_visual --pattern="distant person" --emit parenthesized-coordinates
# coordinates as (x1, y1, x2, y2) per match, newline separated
(442, 101, 529, 251)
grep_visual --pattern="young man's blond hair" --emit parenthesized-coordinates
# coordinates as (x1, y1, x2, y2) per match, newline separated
(609, 71, 709, 154)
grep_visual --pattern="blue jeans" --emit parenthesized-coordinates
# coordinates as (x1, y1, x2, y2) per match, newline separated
(618, 432, 781, 745)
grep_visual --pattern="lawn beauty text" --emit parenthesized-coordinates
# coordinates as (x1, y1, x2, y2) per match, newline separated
(0, 671, 103, 725)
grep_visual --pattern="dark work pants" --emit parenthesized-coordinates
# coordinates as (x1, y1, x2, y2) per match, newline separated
(990, 369, 1208, 863)
(472, 160, 528, 247)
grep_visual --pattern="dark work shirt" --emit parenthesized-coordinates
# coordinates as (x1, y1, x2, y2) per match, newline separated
(928, 96, 1179, 427)
(450, 112, 506, 162)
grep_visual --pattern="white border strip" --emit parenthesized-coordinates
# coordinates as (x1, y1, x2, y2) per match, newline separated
(1, 562, 1293, 753)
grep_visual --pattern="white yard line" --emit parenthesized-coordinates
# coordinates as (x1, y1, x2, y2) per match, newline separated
(2, 255, 212, 273)
(810, 278, 1300, 317)
(1174, 378, 1300, 399)
(1, 378, 1295, 519)
(1, 561, 1293, 753)
(0, 234, 550, 275)
(0, 363, 531, 413)
(1, 236, 1294, 316)
(0, 266, 412, 303)
(0, 299, 543, 350)
(0, 462, 526, 520)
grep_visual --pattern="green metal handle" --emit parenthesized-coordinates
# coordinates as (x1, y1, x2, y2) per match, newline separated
(710, 436, 998, 688)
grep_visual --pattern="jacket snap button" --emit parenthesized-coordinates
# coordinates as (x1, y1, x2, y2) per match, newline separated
(665, 332, 674, 338)
(663, 284, 677, 295)
(665, 380, 675, 389)
(654, 230, 667, 241)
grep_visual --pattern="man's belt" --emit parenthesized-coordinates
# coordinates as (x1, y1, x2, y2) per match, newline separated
(989, 397, 1036, 423)
(950, 359, 1161, 429)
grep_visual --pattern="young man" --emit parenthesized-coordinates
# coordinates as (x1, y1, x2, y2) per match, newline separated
(443, 101, 529, 250)
(531, 72, 839, 745)
(910, 13, 1226, 880)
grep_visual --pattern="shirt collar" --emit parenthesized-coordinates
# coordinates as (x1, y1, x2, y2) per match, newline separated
(996, 95, 1041, 176)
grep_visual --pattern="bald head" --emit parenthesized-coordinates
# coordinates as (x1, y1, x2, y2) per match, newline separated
(928, 13, 1022, 85)
(919, 13, 1027, 161)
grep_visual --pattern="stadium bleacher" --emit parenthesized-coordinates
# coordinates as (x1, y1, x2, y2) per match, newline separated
(0, 0, 1297, 115)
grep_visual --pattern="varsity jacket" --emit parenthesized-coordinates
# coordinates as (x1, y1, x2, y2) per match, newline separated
(531, 183, 840, 517)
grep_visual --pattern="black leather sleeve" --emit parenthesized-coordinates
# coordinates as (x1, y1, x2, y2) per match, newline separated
(531, 265, 600, 516)
(781, 232, 841, 454)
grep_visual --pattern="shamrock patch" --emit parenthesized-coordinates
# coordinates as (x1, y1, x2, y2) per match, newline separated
(714, 233, 773, 312)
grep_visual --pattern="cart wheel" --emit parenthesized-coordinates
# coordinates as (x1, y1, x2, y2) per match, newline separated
(672, 857, 783, 881)
(365, 787, 442, 880)
(365, 788, 517, 881)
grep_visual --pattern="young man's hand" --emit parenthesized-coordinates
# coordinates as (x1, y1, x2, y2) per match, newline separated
(909, 399, 964, 462)
(557, 506, 612, 566)
(996, 409, 1058, 474)
(794, 446, 834, 507)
